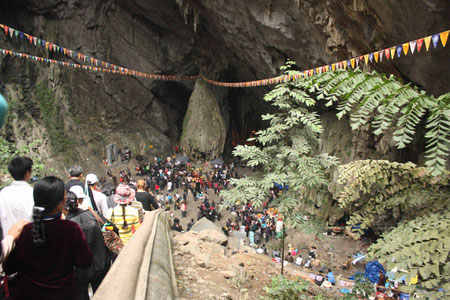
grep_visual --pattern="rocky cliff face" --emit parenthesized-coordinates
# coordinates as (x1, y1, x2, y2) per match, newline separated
(0, 0, 448, 174)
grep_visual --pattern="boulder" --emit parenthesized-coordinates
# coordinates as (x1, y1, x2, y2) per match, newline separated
(180, 80, 227, 159)
(195, 253, 211, 268)
(190, 217, 222, 233)
(198, 229, 227, 245)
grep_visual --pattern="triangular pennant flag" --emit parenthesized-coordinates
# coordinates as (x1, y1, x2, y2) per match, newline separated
(19, 31, 24, 40)
(45, 42, 49, 50)
(374, 52, 379, 63)
(432, 34, 439, 48)
(325, 65, 329, 72)
(384, 48, 390, 59)
(369, 53, 374, 62)
(396, 45, 402, 57)
(339, 61, 343, 69)
(49, 43, 53, 51)
(424, 36, 431, 51)
(417, 39, 424, 52)
(33, 37, 37, 46)
(342, 60, 347, 69)
(356, 57, 360, 66)
(3, 26, 8, 36)
(364, 54, 369, 64)
(331, 64, 336, 71)
(379, 51, 383, 62)
(402, 43, 409, 55)
(9, 28, 14, 38)
(410, 40, 417, 54)
(28, 35, 33, 44)
(14, 30, 19, 38)
(350, 58, 355, 68)
(41, 40, 45, 47)
(390, 47, 396, 59)
(440, 31, 449, 47)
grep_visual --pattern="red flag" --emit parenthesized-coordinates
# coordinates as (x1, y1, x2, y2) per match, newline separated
(417, 38, 424, 52)
(384, 48, 390, 59)
(3, 26, 8, 36)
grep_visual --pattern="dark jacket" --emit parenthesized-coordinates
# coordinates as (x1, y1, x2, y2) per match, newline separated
(4, 219, 92, 300)
(67, 209, 111, 283)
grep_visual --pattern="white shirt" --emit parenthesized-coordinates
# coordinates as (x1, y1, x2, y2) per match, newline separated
(83, 189, 108, 217)
(0, 181, 34, 238)
(167, 182, 173, 190)
(296, 257, 303, 266)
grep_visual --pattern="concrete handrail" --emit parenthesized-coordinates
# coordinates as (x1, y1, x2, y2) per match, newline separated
(93, 210, 177, 300)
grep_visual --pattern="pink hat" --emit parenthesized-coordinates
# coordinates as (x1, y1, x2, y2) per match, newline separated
(113, 184, 135, 204)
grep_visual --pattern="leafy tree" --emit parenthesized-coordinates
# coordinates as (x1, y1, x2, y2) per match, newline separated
(0, 137, 50, 186)
(368, 212, 449, 299)
(294, 69, 449, 176)
(336, 160, 448, 238)
(262, 276, 312, 300)
(220, 61, 338, 227)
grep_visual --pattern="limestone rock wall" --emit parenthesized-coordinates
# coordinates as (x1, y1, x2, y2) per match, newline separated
(0, 0, 447, 174)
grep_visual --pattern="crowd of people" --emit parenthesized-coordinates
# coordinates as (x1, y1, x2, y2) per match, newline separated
(0, 156, 166, 299)
(0, 153, 240, 299)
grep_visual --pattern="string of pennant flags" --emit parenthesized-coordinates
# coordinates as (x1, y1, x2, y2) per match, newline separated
(0, 22, 448, 87)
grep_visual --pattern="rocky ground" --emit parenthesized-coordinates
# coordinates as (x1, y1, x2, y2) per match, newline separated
(171, 216, 365, 299)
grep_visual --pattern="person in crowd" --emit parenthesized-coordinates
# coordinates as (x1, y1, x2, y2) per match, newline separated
(135, 179, 158, 211)
(171, 218, 183, 232)
(0, 156, 34, 238)
(327, 268, 336, 285)
(295, 255, 303, 267)
(181, 200, 187, 218)
(86, 173, 109, 216)
(107, 184, 141, 244)
(4, 176, 93, 300)
(69, 185, 88, 209)
(65, 164, 84, 191)
(186, 218, 195, 231)
(287, 252, 294, 263)
(308, 246, 317, 259)
(130, 194, 145, 223)
(64, 191, 111, 300)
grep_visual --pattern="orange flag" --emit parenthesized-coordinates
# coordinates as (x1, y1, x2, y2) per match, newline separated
(374, 52, 379, 62)
(440, 30, 449, 47)
(424, 36, 431, 51)
(402, 43, 409, 55)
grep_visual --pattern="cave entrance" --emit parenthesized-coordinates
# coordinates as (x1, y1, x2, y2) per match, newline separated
(156, 82, 191, 141)
(224, 89, 269, 158)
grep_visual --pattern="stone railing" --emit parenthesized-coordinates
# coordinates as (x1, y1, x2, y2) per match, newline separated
(93, 210, 178, 300)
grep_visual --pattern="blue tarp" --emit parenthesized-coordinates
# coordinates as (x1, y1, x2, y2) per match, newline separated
(365, 260, 386, 284)
(273, 183, 289, 190)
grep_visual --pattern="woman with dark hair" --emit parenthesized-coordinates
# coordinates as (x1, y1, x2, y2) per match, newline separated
(65, 191, 111, 300)
(4, 176, 92, 300)
(107, 183, 141, 244)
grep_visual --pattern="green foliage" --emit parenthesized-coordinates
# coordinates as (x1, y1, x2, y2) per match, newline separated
(337, 160, 448, 238)
(0, 137, 51, 186)
(221, 61, 338, 227)
(368, 212, 450, 298)
(262, 276, 310, 300)
(36, 83, 73, 153)
(295, 69, 449, 176)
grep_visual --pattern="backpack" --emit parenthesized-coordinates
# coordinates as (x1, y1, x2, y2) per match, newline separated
(101, 183, 116, 209)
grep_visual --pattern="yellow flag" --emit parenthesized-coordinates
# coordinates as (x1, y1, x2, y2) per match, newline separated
(440, 30, 449, 47)
(402, 43, 409, 55)
(343, 60, 348, 69)
(374, 52, 379, 63)
(350, 58, 355, 68)
(424, 36, 431, 51)
(325, 65, 329, 72)
(364, 54, 369, 64)
(332, 64, 336, 71)
(390, 47, 396, 59)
